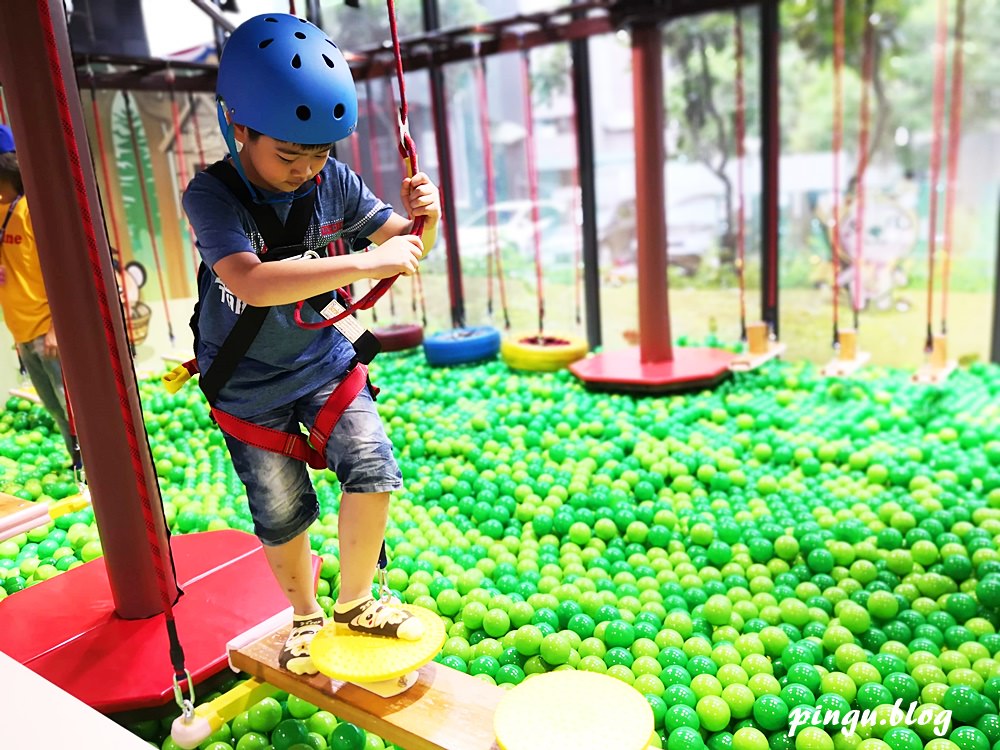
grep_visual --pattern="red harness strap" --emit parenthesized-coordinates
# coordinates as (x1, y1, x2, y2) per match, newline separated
(196, 363, 370, 470)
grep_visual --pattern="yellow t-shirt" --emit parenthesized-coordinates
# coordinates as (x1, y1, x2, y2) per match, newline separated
(0, 197, 51, 344)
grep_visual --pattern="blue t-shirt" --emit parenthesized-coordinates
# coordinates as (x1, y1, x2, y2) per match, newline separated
(183, 158, 393, 418)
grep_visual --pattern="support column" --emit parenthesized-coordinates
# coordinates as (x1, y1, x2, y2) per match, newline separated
(0, 0, 177, 617)
(572, 0, 602, 350)
(632, 23, 672, 363)
(423, 0, 464, 329)
(760, 0, 781, 335)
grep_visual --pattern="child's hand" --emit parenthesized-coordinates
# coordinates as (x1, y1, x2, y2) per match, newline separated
(366, 235, 424, 279)
(401, 173, 440, 224)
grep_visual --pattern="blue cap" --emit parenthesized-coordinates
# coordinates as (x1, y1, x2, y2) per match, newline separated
(0, 125, 14, 154)
(216, 13, 357, 145)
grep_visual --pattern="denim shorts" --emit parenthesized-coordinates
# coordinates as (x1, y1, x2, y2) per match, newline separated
(222, 372, 402, 546)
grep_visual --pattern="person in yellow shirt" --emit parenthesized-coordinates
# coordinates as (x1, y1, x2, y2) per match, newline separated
(0, 125, 75, 460)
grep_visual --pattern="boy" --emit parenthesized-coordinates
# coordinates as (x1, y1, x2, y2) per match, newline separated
(183, 14, 440, 674)
(0, 125, 76, 460)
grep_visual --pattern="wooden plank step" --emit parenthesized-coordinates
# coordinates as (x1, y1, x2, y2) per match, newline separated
(230, 625, 504, 750)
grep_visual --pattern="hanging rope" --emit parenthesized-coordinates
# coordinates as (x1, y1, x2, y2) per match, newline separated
(87, 74, 136, 348)
(363, 77, 396, 321)
(831, 0, 845, 348)
(35, 0, 190, 711)
(187, 92, 208, 172)
(521, 47, 545, 339)
(123, 91, 176, 345)
(293, 0, 422, 330)
(941, 0, 966, 336)
(851, 0, 875, 331)
(0, 87, 6, 124)
(166, 69, 199, 277)
(348, 127, 378, 325)
(734, 7, 748, 342)
(475, 53, 511, 330)
(925, 0, 949, 352)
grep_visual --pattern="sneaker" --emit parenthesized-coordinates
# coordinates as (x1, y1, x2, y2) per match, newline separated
(278, 613, 325, 675)
(333, 596, 424, 641)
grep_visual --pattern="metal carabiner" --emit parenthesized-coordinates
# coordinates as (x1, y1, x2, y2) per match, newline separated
(172, 669, 196, 720)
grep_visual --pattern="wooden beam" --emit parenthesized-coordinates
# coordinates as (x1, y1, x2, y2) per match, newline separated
(230, 625, 505, 750)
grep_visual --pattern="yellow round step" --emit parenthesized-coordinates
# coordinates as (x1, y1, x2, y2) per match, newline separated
(310, 605, 446, 683)
(494, 670, 654, 750)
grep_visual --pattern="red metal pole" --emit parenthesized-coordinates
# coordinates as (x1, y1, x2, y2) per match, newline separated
(632, 23, 672, 363)
(0, 0, 177, 618)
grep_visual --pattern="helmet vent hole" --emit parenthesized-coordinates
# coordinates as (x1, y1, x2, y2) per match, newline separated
(296, 105, 312, 121)
(291, 54, 302, 69)
(294, 31, 306, 39)
(258, 38, 274, 49)
(326, 39, 337, 49)
(333, 103, 346, 120)
(322, 54, 335, 68)
(265, 17, 278, 22)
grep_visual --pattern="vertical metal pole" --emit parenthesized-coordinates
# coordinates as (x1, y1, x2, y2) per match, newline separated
(572, 1, 602, 350)
(992, 196, 1000, 363)
(423, 0, 465, 328)
(0, 0, 176, 617)
(760, 0, 780, 335)
(632, 22, 672, 363)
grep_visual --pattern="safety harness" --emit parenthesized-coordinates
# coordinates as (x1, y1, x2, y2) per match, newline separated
(166, 160, 382, 469)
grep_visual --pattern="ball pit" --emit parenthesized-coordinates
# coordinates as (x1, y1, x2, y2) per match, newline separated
(3, 355, 1000, 749)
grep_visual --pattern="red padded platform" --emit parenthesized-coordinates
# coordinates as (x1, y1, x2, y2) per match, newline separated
(0, 530, 319, 713)
(570, 346, 734, 394)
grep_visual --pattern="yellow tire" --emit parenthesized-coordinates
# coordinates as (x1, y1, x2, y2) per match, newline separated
(501, 333, 588, 372)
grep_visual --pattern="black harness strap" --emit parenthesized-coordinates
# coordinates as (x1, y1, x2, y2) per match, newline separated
(197, 161, 324, 404)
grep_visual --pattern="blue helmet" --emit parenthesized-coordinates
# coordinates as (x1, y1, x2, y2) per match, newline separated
(217, 13, 357, 145)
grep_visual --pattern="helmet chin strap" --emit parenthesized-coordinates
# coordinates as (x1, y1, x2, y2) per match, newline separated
(216, 99, 317, 206)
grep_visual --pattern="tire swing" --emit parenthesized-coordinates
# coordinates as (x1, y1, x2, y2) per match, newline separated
(359, 77, 426, 353)
(501, 47, 587, 373)
(423, 50, 504, 367)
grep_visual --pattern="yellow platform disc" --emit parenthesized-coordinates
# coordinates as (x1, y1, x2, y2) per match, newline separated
(310, 605, 446, 683)
(494, 671, 654, 750)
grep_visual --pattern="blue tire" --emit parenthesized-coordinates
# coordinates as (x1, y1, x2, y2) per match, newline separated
(423, 326, 502, 367)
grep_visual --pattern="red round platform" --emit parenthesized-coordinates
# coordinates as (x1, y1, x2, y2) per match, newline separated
(570, 346, 734, 394)
(0, 530, 318, 713)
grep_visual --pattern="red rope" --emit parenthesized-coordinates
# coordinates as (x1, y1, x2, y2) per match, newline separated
(0, 87, 6, 124)
(348, 129, 377, 324)
(35, 0, 184, 679)
(925, 0, 949, 351)
(475, 55, 510, 329)
(734, 8, 748, 341)
(188, 92, 207, 171)
(166, 71, 199, 279)
(941, 0, 966, 335)
(293, 0, 422, 330)
(521, 48, 545, 337)
(363, 78, 395, 320)
(88, 83, 136, 347)
(831, 0, 845, 347)
(124, 92, 176, 344)
(852, 1, 875, 329)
